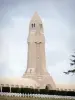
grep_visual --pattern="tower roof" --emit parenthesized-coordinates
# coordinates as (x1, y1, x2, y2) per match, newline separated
(30, 12, 42, 23)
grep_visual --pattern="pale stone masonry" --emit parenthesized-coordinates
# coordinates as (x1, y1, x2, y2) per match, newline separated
(23, 12, 56, 89)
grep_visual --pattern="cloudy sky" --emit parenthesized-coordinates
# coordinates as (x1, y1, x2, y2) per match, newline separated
(0, 0, 75, 84)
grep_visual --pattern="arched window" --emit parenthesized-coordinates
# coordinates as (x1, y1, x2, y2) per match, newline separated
(6, 84, 9, 87)
(32, 23, 35, 28)
(32, 24, 33, 28)
(16, 85, 19, 87)
(25, 86, 28, 88)
(1, 84, 4, 86)
(45, 84, 52, 90)
(30, 86, 33, 88)
(40, 24, 42, 28)
(21, 85, 23, 88)
(11, 84, 14, 87)
(34, 23, 35, 27)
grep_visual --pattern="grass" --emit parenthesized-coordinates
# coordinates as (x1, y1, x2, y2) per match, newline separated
(0, 96, 75, 100)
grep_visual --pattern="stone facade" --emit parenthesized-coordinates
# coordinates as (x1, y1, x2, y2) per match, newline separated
(23, 12, 56, 89)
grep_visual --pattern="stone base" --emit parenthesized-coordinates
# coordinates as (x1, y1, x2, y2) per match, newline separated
(22, 72, 56, 90)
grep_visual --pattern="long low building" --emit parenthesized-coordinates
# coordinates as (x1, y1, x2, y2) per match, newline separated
(56, 84, 75, 91)
(0, 77, 40, 89)
(0, 77, 75, 92)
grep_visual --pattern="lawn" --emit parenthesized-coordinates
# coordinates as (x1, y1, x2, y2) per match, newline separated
(0, 96, 75, 100)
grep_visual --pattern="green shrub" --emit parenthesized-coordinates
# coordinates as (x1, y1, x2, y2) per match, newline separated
(34, 89, 40, 94)
(2, 87, 10, 92)
(8, 87, 75, 96)
(11, 87, 20, 93)
(40, 89, 49, 94)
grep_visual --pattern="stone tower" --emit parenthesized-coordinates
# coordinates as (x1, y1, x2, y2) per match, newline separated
(23, 12, 56, 89)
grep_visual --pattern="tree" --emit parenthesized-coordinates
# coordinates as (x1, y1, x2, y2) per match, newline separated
(64, 52, 75, 74)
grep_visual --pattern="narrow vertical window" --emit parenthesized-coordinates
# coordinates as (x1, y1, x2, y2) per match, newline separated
(34, 23, 35, 27)
(40, 24, 42, 28)
(32, 24, 33, 28)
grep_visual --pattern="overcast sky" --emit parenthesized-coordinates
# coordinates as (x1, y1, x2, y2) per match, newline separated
(0, 0, 75, 84)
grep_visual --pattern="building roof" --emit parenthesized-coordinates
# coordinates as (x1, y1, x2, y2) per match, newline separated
(0, 77, 75, 90)
(56, 84, 75, 90)
(0, 77, 40, 88)
(30, 12, 42, 23)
